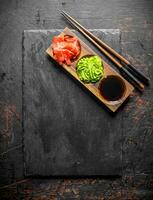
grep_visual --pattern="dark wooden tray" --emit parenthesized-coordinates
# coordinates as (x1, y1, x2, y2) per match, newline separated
(46, 27, 134, 112)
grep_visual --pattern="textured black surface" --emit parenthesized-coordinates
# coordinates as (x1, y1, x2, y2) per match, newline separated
(23, 29, 122, 176)
(0, 0, 153, 198)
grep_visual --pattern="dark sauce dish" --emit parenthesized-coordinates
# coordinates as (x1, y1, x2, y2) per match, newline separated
(99, 75, 126, 105)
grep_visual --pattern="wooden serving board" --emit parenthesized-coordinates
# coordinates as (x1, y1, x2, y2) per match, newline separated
(46, 27, 134, 112)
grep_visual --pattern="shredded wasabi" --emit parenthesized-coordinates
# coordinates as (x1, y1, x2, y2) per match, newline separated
(76, 55, 104, 83)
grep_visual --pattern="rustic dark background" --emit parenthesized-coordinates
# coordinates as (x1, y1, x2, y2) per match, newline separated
(0, 0, 153, 199)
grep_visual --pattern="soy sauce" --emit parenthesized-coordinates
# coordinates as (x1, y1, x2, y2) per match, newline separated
(99, 75, 126, 101)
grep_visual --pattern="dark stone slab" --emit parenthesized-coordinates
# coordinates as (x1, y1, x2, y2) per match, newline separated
(23, 29, 122, 176)
(0, 0, 153, 196)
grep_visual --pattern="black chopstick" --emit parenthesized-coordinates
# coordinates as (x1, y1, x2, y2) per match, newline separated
(60, 10, 145, 91)
(60, 10, 149, 86)
(124, 63, 149, 85)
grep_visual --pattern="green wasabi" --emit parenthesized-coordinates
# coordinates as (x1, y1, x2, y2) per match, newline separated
(76, 55, 104, 83)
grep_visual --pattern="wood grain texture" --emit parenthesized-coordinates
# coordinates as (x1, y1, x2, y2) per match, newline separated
(0, 175, 153, 200)
(23, 29, 122, 176)
(0, 0, 153, 198)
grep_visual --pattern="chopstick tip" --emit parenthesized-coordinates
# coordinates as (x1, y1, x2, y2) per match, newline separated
(58, 9, 64, 13)
(57, 8, 62, 13)
(58, 9, 66, 17)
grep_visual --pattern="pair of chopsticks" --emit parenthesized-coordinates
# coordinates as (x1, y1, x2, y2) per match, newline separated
(60, 10, 149, 91)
